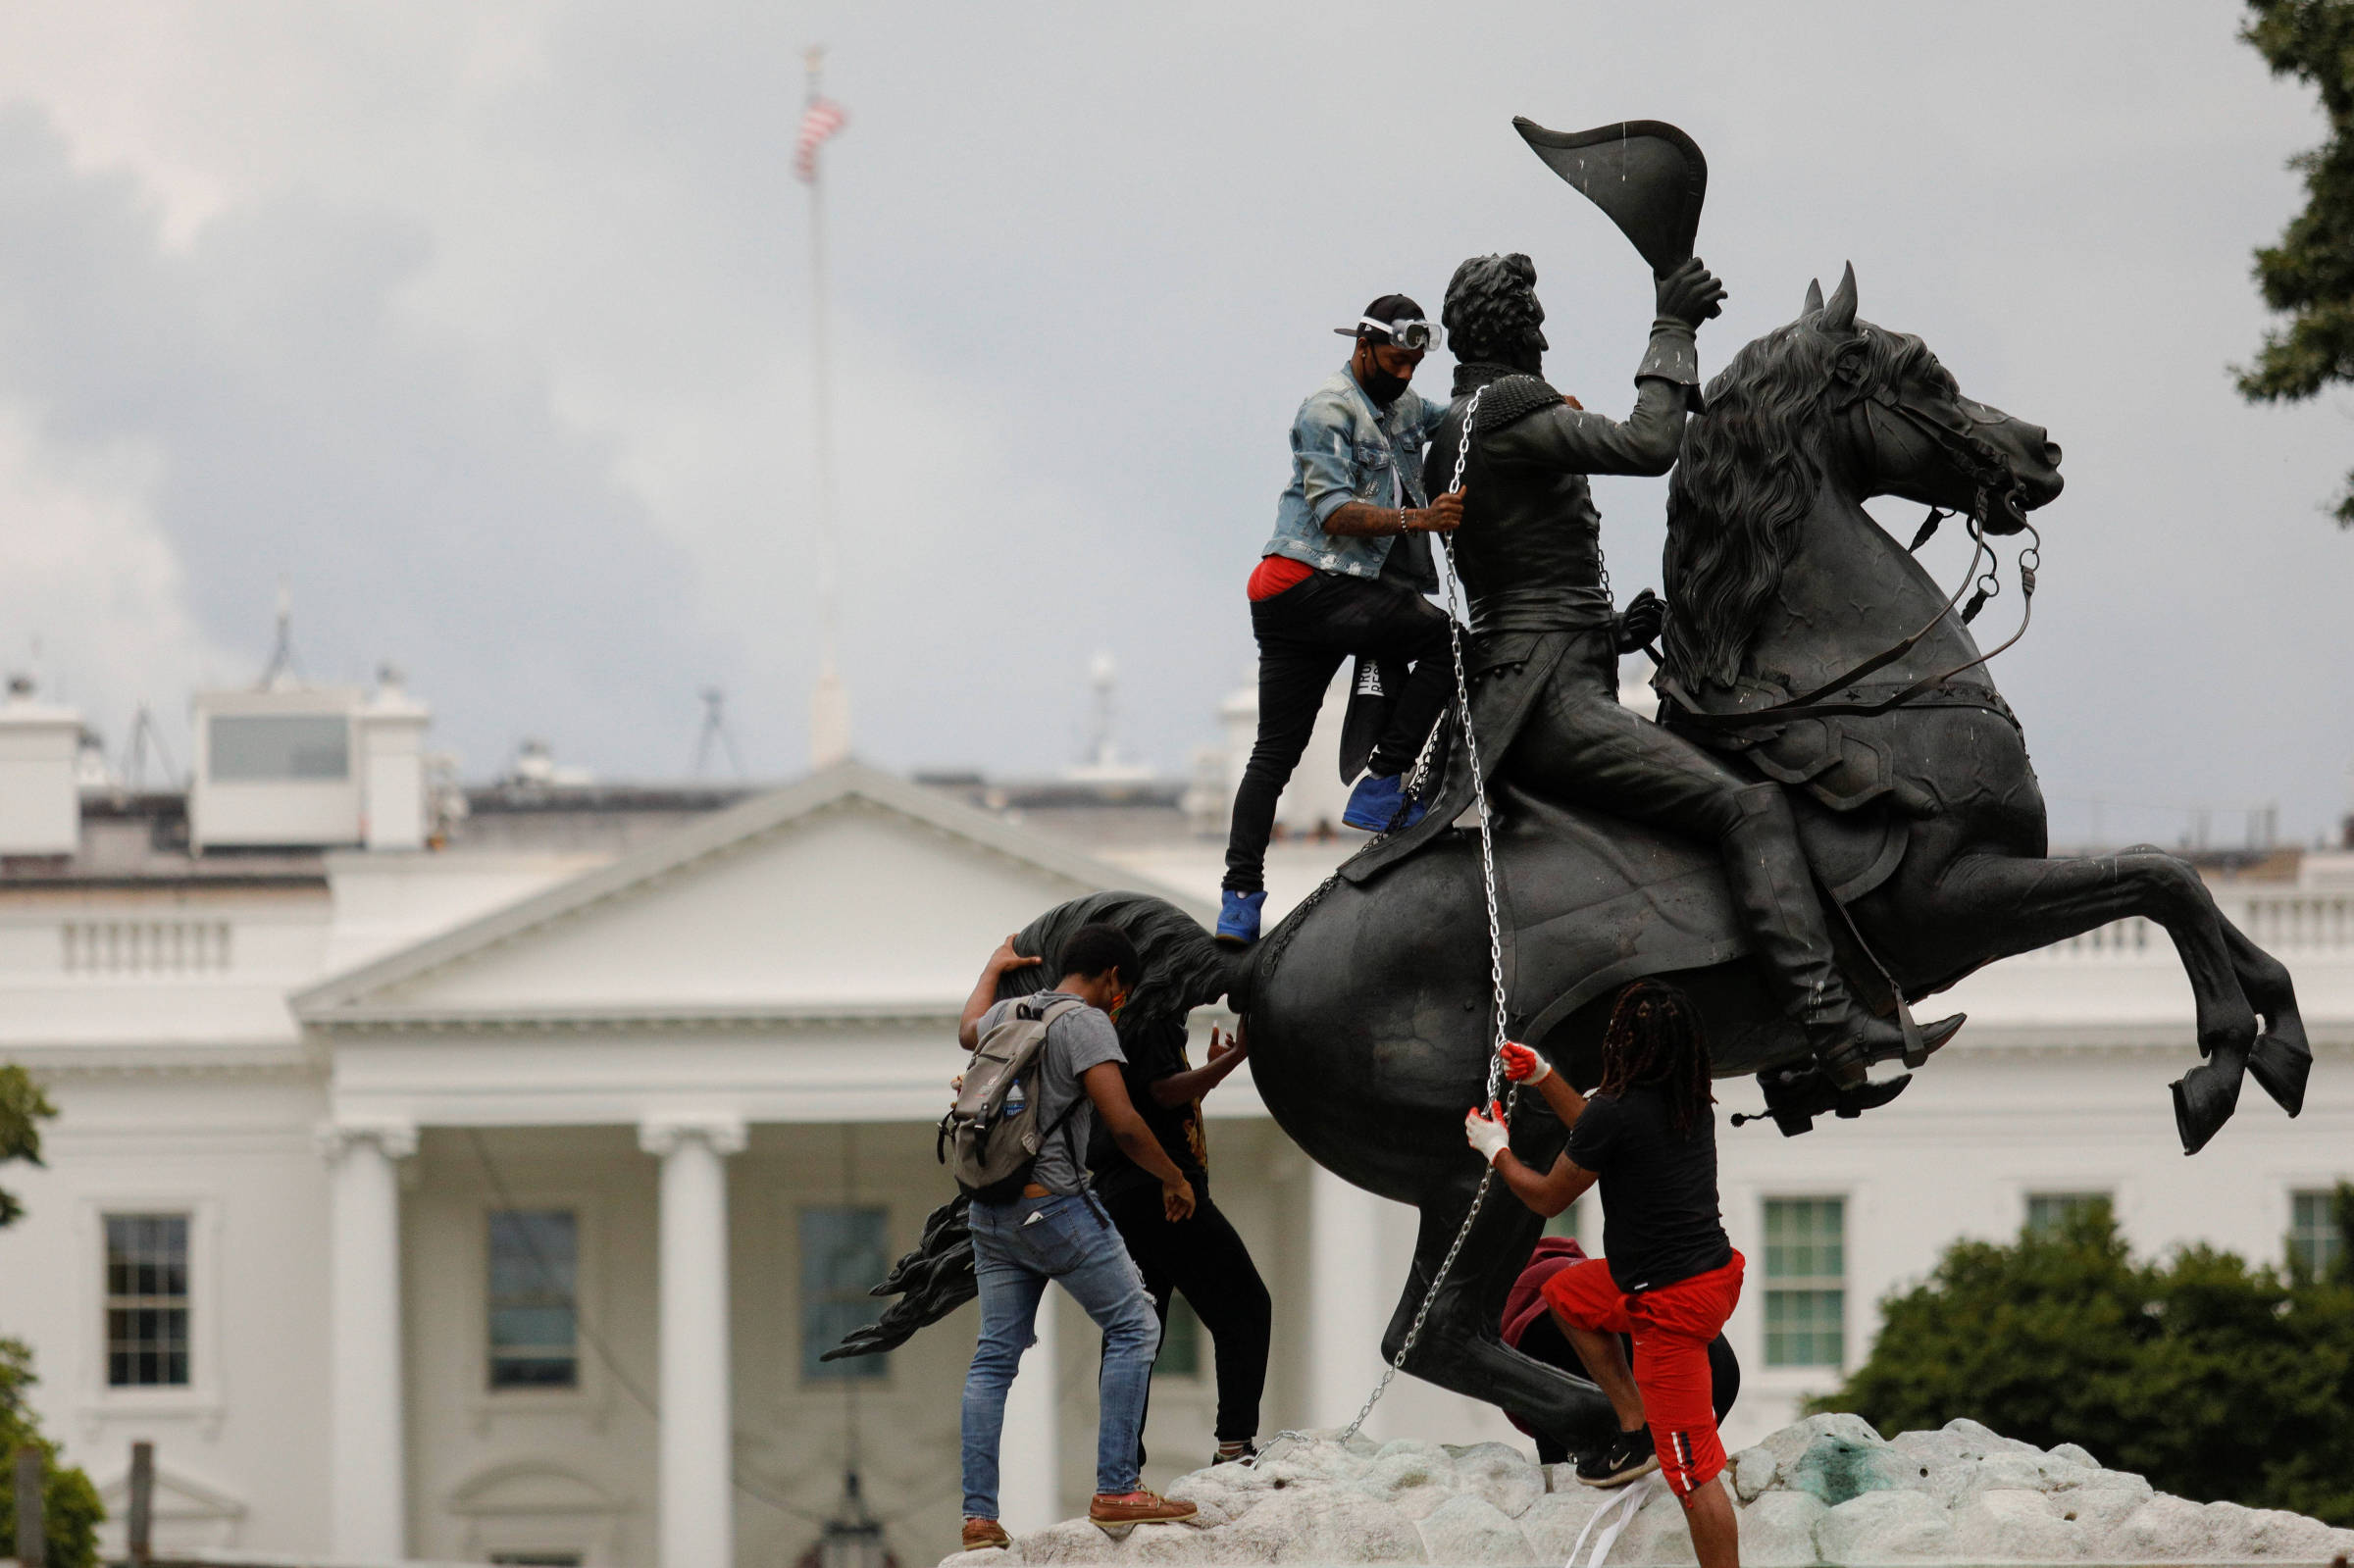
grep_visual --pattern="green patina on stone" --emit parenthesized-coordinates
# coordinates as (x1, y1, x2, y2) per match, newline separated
(1785, 1435, 1902, 1507)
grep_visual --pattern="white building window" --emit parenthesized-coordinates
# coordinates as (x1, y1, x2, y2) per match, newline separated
(207, 714, 348, 781)
(802, 1206, 889, 1381)
(2025, 1191, 2110, 1237)
(487, 1210, 579, 1390)
(104, 1214, 190, 1388)
(2289, 1189, 2344, 1280)
(1763, 1197, 1845, 1369)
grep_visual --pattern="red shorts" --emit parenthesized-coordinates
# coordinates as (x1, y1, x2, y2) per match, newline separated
(1540, 1250, 1746, 1495)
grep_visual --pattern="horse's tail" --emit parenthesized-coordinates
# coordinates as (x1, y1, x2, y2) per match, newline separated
(1001, 889, 1258, 1015)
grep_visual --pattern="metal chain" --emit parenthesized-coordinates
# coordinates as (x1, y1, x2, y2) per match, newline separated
(1256, 387, 1520, 1461)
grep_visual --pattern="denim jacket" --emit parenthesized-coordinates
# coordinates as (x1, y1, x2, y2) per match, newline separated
(1261, 365, 1452, 581)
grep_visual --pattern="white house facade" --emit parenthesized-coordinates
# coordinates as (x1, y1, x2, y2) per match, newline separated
(1, 676, 2348, 1568)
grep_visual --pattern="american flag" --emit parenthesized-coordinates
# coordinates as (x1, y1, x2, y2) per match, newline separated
(794, 97, 847, 183)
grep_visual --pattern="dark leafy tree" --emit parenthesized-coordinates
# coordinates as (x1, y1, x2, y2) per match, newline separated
(0, 1067, 102, 1568)
(1813, 1196, 2354, 1526)
(0, 1065, 54, 1227)
(2239, 0, 2354, 523)
(0, 1342, 103, 1568)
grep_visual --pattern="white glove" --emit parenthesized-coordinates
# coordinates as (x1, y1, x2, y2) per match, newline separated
(1499, 1040, 1551, 1085)
(1463, 1103, 1510, 1166)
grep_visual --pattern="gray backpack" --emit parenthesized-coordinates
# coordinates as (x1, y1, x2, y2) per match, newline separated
(939, 997, 1087, 1203)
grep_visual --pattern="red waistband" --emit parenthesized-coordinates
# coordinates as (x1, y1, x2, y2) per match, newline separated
(1248, 555, 1315, 601)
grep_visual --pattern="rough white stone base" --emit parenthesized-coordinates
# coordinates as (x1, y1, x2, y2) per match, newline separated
(940, 1413, 2354, 1566)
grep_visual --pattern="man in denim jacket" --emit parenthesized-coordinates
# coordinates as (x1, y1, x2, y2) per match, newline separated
(1218, 295, 1465, 944)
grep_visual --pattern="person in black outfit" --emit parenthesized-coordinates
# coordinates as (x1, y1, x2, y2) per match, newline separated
(1091, 1018, 1271, 1469)
(1216, 295, 1465, 946)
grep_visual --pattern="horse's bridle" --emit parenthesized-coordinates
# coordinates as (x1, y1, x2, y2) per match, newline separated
(1656, 375, 2042, 731)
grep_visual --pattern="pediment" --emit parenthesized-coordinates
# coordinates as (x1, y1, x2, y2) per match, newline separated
(95, 1464, 245, 1522)
(296, 763, 1206, 1025)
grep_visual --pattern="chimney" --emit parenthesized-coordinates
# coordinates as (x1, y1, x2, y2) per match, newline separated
(358, 665, 430, 851)
(0, 674, 82, 855)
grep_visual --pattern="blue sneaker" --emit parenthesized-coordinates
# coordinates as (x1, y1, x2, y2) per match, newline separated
(1343, 773, 1425, 834)
(1216, 888, 1266, 946)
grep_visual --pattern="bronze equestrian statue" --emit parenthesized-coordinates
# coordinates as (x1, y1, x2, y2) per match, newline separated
(837, 126, 2311, 1461)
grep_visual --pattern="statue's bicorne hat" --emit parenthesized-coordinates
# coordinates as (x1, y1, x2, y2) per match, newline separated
(1512, 118, 1708, 277)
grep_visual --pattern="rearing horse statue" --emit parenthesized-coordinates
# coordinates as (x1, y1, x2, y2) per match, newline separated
(841, 267, 2311, 1457)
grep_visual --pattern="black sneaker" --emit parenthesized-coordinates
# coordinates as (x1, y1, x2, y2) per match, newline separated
(1575, 1426, 1659, 1489)
(1211, 1440, 1259, 1469)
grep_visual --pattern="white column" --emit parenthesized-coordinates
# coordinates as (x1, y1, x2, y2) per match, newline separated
(996, 1293, 1061, 1532)
(640, 1115, 746, 1568)
(318, 1119, 417, 1562)
(1308, 1164, 1389, 1432)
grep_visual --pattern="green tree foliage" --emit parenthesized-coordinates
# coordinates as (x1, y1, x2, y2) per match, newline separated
(2239, 0, 2354, 523)
(1814, 1196, 2354, 1526)
(0, 1064, 55, 1227)
(0, 1067, 102, 1568)
(0, 1341, 103, 1568)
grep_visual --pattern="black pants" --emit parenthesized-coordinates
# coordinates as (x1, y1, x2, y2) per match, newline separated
(1223, 570, 1454, 892)
(1103, 1180, 1272, 1450)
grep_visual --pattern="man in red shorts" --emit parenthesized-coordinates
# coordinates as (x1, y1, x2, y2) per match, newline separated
(1464, 981, 1745, 1568)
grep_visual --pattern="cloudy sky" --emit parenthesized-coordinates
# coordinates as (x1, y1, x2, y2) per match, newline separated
(0, 2, 2344, 846)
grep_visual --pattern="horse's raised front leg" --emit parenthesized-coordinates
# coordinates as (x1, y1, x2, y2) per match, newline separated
(1864, 845, 2257, 1153)
(1380, 1160, 1615, 1452)
(2213, 906, 2311, 1116)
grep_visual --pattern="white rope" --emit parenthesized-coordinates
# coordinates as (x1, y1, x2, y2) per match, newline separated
(1564, 1475, 1661, 1568)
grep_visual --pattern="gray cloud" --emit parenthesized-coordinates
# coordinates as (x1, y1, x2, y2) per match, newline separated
(0, 2, 2346, 844)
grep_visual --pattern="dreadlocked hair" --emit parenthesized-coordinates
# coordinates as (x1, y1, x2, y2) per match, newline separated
(1595, 981, 1714, 1134)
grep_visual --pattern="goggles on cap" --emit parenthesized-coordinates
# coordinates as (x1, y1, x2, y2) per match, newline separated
(1335, 317, 1441, 352)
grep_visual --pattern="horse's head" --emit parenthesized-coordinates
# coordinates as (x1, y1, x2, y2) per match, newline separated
(1801, 265, 2063, 529)
(1663, 263, 2064, 688)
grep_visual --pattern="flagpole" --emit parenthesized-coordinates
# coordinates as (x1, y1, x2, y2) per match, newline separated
(804, 44, 851, 768)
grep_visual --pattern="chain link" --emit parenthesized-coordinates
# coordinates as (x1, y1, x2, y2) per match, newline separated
(1258, 388, 1521, 1461)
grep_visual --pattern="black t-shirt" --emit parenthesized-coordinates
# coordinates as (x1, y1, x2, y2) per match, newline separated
(1564, 1083, 1731, 1292)
(1087, 1017, 1208, 1201)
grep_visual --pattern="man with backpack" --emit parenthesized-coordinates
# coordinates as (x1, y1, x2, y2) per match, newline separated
(951, 924, 1201, 1550)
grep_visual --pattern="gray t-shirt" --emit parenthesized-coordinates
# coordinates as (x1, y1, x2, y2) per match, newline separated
(978, 991, 1126, 1194)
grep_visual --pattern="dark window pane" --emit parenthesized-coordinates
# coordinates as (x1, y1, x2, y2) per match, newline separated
(801, 1207, 890, 1381)
(486, 1210, 579, 1391)
(103, 1213, 191, 1388)
(1155, 1298, 1202, 1377)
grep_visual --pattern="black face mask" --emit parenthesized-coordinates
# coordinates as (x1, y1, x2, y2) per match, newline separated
(1358, 360, 1410, 406)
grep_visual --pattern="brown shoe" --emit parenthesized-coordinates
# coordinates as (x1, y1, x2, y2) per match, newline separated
(961, 1517, 1010, 1551)
(1089, 1489, 1198, 1538)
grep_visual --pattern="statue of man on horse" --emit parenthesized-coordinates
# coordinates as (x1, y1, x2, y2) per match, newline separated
(1347, 246, 1962, 1092)
(840, 117, 2316, 1466)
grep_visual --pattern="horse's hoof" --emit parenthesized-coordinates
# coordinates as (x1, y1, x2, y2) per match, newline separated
(2248, 1033, 2311, 1118)
(2171, 1037, 2250, 1155)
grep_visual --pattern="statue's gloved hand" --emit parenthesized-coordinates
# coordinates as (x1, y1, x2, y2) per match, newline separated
(1498, 1040, 1552, 1085)
(1613, 587, 1664, 654)
(1463, 1101, 1511, 1166)
(1655, 257, 1726, 329)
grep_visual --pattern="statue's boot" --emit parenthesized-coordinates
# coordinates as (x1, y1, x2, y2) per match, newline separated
(1719, 786, 1961, 1087)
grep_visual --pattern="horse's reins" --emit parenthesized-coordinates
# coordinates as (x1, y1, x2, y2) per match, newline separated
(1655, 383, 2043, 730)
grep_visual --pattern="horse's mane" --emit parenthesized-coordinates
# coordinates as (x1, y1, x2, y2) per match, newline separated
(1663, 314, 1955, 688)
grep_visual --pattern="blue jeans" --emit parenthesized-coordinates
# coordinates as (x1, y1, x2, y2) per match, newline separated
(961, 1191, 1162, 1519)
